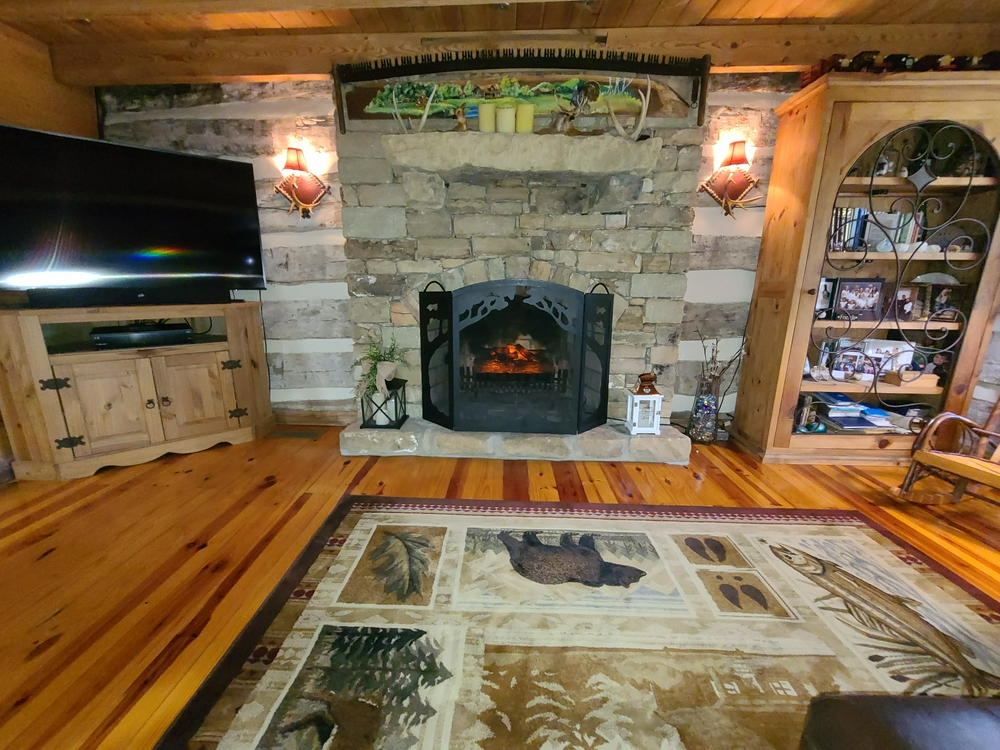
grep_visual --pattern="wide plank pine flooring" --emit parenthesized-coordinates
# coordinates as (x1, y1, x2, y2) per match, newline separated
(0, 425, 998, 750)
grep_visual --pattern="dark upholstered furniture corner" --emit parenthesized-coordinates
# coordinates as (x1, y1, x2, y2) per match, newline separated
(801, 695, 1000, 750)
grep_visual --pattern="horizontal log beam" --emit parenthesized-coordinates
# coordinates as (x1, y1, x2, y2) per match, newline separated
(51, 23, 1000, 86)
(0, 0, 556, 21)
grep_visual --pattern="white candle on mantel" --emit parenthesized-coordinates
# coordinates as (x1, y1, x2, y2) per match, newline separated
(477, 101, 496, 132)
(496, 105, 516, 133)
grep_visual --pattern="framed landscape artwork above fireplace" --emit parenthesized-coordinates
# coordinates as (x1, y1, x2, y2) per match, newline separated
(419, 279, 613, 434)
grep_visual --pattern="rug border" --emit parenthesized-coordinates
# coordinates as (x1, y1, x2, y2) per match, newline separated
(163, 493, 999, 749)
(343, 494, 1000, 613)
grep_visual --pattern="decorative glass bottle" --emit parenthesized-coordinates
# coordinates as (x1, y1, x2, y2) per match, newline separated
(688, 375, 720, 445)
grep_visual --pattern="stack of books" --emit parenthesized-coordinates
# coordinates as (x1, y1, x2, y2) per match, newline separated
(830, 208, 868, 251)
(810, 392, 905, 434)
(829, 208, 924, 252)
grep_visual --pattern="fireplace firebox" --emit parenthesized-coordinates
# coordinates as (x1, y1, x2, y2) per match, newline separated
(419, 279, 612, 434)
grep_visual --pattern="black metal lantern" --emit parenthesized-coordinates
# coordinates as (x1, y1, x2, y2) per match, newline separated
(360, 378, 408, 429)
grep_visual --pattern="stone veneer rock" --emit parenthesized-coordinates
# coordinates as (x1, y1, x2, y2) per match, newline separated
(382, 132, 663, 176)
(340, 419, 691, 464)
(340, 125, 702, 421)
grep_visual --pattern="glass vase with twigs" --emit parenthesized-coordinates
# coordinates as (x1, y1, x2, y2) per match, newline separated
(687, 335, 743, 444)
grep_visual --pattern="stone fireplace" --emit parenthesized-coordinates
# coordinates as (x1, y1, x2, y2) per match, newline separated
(337, 128, 694, 462)
(419, 279, 612, 434)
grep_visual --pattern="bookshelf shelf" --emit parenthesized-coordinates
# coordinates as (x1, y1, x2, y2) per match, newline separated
(839, 176, 997, 194)
(827, 251, 980, 262)
(800, 379, 944, 395)
(812, 319, 962, 331)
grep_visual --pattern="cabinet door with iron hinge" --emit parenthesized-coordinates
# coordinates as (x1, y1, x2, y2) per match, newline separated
(150, 351, 240, 441)
(52, 358, 164, 458)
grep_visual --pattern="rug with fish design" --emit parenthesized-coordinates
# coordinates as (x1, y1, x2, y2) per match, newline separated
(190, 498, 1000, 750)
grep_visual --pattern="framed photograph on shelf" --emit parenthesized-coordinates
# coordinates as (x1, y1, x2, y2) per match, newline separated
(891, 285, 921, 321)
(831, 349, 865, 382)
(833, 278, 884, 321)
(863, 340, 915, 376)
(927, 284, 963, 321)
(920, 350, 952, 384)
(816, 278, 838, 318)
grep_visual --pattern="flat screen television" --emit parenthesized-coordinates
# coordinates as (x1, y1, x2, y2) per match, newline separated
(0, 124, 265, 307)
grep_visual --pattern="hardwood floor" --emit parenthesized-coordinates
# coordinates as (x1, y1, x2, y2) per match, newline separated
(1, 425, 998, 750)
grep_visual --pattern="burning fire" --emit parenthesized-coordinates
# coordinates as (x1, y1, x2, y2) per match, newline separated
(476, 342, 553, 375)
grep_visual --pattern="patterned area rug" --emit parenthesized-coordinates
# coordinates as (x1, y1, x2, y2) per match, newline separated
(190, 498, 1000, 750)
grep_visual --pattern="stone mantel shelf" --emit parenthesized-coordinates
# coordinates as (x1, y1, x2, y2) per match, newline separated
(381, 132, 664, 177)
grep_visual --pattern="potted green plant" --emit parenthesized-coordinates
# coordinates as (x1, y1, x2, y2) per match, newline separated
(355, 336, 409, 427)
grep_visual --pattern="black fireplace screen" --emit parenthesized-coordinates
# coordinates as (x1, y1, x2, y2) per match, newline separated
(420, 279, 612, 434)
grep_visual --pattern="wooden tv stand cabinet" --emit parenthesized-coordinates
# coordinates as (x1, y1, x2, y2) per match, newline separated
(0, 301, 272, 481)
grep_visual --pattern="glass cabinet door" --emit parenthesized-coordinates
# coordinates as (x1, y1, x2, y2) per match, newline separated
(795, 120, 1000, 439)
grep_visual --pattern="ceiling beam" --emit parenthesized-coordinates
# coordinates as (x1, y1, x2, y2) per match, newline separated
(0, 0, 560, 21)
(50, 23, 1000, 86)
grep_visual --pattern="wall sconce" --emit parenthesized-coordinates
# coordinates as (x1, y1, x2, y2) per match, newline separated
(274, 146, 331, 218)
(698, 139, 762, 218)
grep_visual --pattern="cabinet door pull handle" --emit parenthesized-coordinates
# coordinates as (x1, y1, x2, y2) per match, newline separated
(146, 399, 156, 409)
(161, 396, 172, 407)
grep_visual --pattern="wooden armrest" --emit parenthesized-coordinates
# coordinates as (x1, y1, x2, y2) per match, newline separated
(913, 412, 1000, 459)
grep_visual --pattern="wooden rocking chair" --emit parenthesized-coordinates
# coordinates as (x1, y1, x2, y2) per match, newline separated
(894, 399, 1000, 504)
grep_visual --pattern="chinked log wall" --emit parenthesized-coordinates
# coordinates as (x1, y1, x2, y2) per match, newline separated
(96, 74, 1000, 425)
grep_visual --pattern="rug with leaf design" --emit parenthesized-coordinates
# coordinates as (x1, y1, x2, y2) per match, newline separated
(190, 497, 1000, 750)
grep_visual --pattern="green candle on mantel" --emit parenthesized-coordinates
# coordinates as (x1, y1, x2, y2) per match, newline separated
(477, 101, 496, 132)
(515, 102, 535, 133)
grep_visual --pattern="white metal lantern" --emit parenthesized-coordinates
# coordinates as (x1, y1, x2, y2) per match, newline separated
(626, 373, 663, 436)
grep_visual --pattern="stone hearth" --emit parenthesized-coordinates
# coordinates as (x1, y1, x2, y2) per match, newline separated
(340, 419, 691, 464)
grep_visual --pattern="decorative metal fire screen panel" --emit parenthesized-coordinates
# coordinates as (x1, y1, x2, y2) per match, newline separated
(419, 279, 612, 434)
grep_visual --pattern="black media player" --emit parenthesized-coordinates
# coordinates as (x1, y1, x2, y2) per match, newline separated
(90, 323, 194, 349)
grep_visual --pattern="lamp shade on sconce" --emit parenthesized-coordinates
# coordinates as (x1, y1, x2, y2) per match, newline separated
(719, 140, 749, 169)
(699, 136, 762, 218)
(275, 145, 330, 218)
(282, 147, 308, 173)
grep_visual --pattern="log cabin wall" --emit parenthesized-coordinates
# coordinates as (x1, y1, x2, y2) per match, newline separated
(100, 81, 351, 424)
(59, 70, 1000, 432)
(96, 74, 802, 425)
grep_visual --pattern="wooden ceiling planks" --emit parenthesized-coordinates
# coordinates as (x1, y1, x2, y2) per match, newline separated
(672, 0, 720, 26)
(350, 7, 387, 33)
(6, 1, 1000, 45)
(516, 2, 546, 30)
(621, 0, 665, 28)
(594, 0, 633, 28)
(647, 0, 702, 26)
(704, 0, 756, 23)
(538, 2, 576, 30)
(318, 8, 361, 31)
(567, 0, 603, 30)
(2, 0, 997, 84)
(49, 22, 1000, 85)
(0, 0, 563, 20)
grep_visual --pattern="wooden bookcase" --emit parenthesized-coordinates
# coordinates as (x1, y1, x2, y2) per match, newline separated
(0, 301, 272, 480)
(731, 73, 1000, 464)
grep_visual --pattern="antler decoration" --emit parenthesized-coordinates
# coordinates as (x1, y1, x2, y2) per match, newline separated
(608, 75, 651, 141)
(390, 84, 438, 134)
(698, 169, 763, 217)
